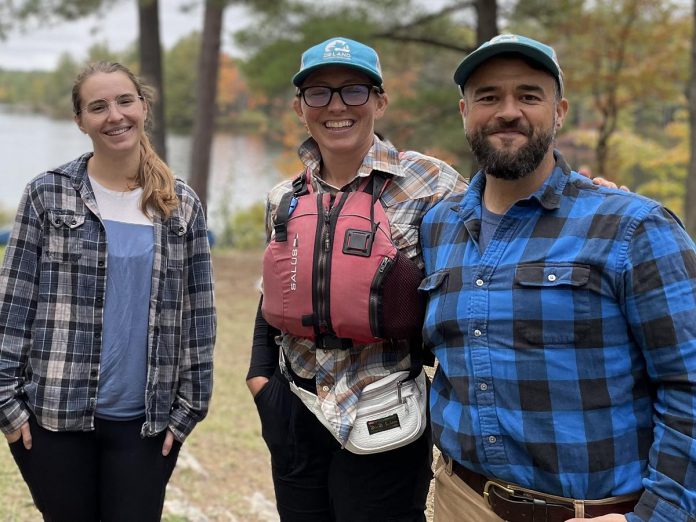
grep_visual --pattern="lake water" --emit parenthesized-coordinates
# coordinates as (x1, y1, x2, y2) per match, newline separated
(0, 105, 285, 232)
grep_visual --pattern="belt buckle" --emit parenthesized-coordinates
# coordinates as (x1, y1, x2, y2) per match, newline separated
(483, 480, 517, 506)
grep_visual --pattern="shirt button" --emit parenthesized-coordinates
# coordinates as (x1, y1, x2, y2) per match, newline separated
(322, 386, 330, 392)
(474, 329, 482, 337)
(475, 279, 484, 287)
(71, 219, 77, 226)
(548, 274, 557, 282)
(479, 383, 488, 391)
(488, 435, 497, 444)
(98, 261, 105, 267)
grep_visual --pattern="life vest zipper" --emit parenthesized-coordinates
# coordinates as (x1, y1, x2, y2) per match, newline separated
(369, 256, 393, 338)
(313, 193, 332, 335)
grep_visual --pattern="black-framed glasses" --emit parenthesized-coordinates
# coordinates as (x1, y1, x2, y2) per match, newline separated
(76, 94, 144, 116)
(298, 84, 382, 108)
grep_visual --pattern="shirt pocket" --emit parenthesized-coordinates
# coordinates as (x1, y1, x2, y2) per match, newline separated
(160, 218, 187, 346)
(166, 217, 187, 270)
(418, 269, 450, 345)
(513, 263, 591, 347)
(45, 209, 86, 262)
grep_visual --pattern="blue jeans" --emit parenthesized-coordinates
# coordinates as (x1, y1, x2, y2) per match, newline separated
(254, 368, 433, 522)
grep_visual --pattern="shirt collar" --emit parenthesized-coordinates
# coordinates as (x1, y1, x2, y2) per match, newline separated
(297, 134, 404, 189)
(452, 149, 572, 220)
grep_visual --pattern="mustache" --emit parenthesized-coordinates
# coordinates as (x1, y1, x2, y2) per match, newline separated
(483, 121, 532, 137)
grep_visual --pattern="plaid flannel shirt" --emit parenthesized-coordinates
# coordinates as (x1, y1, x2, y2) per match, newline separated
(0, 153, 215, 441)
(420, 154, 696, 521)
(265, 136, 467, 443)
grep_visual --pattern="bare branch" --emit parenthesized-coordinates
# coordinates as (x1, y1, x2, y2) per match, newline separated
(373, 34, 475, 54)
(385, 1, 476, 33)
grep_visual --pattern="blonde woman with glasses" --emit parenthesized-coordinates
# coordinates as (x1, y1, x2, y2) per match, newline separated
(0, 61, 215, 521)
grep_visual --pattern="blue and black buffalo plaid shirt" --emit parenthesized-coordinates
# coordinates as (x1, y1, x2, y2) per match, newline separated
(420, 154, 696, 521)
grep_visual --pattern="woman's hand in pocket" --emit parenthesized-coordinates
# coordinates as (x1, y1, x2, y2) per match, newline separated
(4, 421, 32, 450)
(247, 376, 270, 398)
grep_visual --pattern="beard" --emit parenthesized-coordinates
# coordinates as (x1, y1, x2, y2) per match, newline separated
(466, 119, 556, 180)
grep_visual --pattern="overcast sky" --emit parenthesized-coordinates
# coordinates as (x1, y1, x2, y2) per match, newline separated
(0, 1, 252, 71)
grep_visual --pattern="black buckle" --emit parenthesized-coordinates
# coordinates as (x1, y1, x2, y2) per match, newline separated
(292, 175, 308, 196)
(316, 334, 353, 350)
(342, 229, 373, 257)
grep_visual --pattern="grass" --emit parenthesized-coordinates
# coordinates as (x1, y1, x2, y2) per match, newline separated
(0, 249, 277, 521)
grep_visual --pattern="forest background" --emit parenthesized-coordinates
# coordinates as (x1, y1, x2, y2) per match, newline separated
(1, 0, 696, 243)
(1, 1, 696, 520)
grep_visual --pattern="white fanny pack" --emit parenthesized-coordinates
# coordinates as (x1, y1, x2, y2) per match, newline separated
(280, 350, 427, 455)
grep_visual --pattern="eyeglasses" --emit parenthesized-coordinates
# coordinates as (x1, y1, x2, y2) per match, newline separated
(76, 94, 144, 116)
(298, 84, 382, 108)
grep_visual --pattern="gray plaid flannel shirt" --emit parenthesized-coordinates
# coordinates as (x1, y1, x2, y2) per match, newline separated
(0, 153, 215, 441)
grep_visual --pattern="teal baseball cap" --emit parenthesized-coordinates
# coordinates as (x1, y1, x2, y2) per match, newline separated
(292, 37, 383, 87)
(453, 34, 563, 95)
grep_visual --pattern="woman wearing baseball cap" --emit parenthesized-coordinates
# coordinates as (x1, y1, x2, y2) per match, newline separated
(246, 36, 466, 521)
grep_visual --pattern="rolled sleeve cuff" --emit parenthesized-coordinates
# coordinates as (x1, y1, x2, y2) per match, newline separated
(629, 490, 696, 522)
(168, 405, 201, 442)
(0, 399, 30, 435)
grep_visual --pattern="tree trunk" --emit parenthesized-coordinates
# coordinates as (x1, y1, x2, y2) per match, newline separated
(686, 0, 696, 237)
(476, 0, 498, 44)
(188, 0, 225, 215)
(138, 0, 167, 161)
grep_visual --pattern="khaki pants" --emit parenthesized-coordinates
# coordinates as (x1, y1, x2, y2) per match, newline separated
(432, 454, 504, 522)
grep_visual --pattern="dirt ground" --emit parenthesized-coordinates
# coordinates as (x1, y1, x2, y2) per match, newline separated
(0, 249, 437, 521)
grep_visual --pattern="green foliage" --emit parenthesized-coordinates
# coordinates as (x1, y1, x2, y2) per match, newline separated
(0, 42, 129, 118)
(217, 202, 266, 250)
(1, 0, 694, 214)
(0, 0, 119, 39)
(164, 32, 200, 132)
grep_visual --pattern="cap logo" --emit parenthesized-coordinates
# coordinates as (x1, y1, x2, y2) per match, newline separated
(324, 39, 351, 59)
(490, 34, 520, 45)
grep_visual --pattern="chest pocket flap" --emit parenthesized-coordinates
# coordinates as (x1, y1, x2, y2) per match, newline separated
(45, 209, 86, 262)
(418, 269, 449, 293)
(47, 210, 86, 229)
(515, 263, 590, 288)
(167, 217, 187, 269)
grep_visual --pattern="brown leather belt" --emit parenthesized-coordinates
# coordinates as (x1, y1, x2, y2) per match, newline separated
(450, 459, 639, 521)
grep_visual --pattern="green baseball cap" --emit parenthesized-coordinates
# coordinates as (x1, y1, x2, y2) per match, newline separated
(454, 34, 563, 96)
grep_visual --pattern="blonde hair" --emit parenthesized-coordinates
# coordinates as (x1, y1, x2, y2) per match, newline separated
(72, 61, 179, 218)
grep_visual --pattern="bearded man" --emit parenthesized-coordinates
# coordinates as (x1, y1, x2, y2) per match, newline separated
(419, 34, 696, 522)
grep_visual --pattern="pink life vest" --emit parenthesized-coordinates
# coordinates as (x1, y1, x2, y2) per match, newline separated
(261, 169, 425, 349)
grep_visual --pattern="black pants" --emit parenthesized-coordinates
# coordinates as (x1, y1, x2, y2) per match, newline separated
(8, 413, 181, 522)
(254, 368, 433, 522)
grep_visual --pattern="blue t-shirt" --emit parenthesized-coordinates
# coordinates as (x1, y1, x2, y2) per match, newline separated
(479, 202, 503, 253)
(90, 176, 154, 420)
